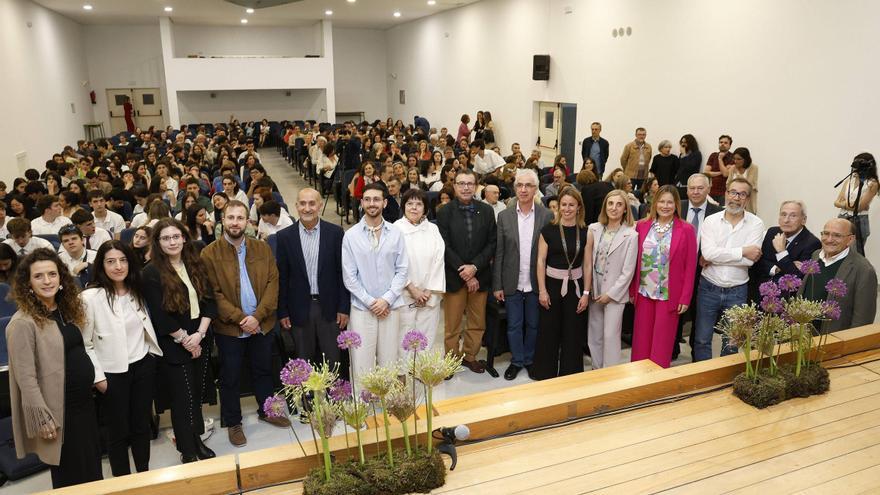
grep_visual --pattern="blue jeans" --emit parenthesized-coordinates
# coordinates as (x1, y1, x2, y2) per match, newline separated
(693, 278, 747, 361)
(505, 290, 540, 367)
(215, 329, 276, 427)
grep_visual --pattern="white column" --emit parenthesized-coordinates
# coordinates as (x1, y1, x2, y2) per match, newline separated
(321, 19, 336, 123)
(158, 17, 180, 127)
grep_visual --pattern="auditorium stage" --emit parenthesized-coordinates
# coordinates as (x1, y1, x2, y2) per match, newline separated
(41, 326, 880, 495)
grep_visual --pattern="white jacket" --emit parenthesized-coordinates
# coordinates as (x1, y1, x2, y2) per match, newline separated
(394, 217, 446, 307)
(81, 287, 162, 382)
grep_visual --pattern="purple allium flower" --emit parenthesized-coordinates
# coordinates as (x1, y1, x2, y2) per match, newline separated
(280, 358, 312, 387)
(761, 296, 784, 314)
(759, 281, 781, 298)
(329, 379, 353, 402)
(263, 395, 287, 419)
(822, 300, 842, 320)
(401, 330, 429, 352)
(360, 389, 378, 404)
(825, 278, 848, 300)
(777, 274, 803, 293)
(337, 330, 362, 350)
(800, 259, 821, 276)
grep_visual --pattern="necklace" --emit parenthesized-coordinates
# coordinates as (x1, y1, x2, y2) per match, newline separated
(653, 220, 673, 235)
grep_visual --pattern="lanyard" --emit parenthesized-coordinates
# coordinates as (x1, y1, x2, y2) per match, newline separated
(559, 223, 581, 282)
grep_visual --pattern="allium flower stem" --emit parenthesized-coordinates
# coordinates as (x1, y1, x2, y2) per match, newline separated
(380, 400, 394, 467)
(371, 403, 380, 455)
(426, 387, 434, 453)
(401, 420, 411, 456)
(412, 350, 419, 450)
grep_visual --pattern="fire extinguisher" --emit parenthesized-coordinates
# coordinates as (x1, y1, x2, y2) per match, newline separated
(90, 90, 96, 104)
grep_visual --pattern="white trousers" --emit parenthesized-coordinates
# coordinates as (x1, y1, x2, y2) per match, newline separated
(587, 301, 625, 369)
(398, 303, 442, 358)
(349, 307, 402, 381)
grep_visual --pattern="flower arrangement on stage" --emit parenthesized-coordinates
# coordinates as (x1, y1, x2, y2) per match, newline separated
(718, 262, 846, 408)
(263, 329, 463, 495)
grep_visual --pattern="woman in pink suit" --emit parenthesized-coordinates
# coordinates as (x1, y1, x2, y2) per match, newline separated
(629, 185, 697, 368)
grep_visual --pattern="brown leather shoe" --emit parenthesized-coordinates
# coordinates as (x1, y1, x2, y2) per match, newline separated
(462, 359, 486, 374)
(228, 424, 247, 447)
(260, 415, 292, 428)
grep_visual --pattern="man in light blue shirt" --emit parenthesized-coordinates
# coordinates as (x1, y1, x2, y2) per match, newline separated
(342, 183, 408, 379)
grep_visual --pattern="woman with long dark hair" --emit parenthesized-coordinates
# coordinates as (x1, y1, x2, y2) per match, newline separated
(82, 241, 162, 476)
(6, 249, 102, 488)
(141, 218, 217, 463)
(674, 134, 702, 199)
(0, 243, 18, 283)
(834, 151, 878, 254)
(726, 147, 759, 214)
(185, 204, 215, 244)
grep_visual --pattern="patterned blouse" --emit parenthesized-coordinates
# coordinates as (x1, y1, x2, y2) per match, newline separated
(638, 222, 673, 300)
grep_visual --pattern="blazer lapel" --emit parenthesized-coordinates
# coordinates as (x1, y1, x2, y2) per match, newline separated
(608, 228, 633, 254)
(315, 220, 329, 278)
(670, 219, 684, 258)
(834, 253, 855, 285)
(293, 221, 308, 276)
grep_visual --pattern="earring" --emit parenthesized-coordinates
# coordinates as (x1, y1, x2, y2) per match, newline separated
(28, 288, 34, 294)
(58, 285, 63, 291)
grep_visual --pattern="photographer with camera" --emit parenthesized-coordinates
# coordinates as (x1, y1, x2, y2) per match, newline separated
(834, 152, 878, 255)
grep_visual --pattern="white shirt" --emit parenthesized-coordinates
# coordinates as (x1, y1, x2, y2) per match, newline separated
(700, 211, 765, 288)
(484, 199, 506, 220)
(93, 210, 126, 236)
(393, 217, 446, 307)
(472, 149, 506, 175)
(819, 247, 850, 267)
(58, 248, 97, 275)
(685, 201, 710, 242)
(250, 204, 289, 222)
(4, 236, 54, 256)
(258, 214, 293, 239)
(0, 219, 8, 240)
(319, 154, 338, 179)
(130, 212, 148, 229)
(84, 227, 112, 251)
(30, 215, 72, 236)
(515, 203, 536, 292)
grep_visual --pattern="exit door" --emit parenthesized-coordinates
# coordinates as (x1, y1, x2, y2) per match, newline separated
(107, 88, 164, 135)
(537, 102, 560, 158)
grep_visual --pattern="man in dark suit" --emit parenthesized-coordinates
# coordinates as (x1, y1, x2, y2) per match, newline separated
(581, 176, 614, 226)
(802, 218, 877, 333)
(492, 169, 553, 380)
(580, 121, 610, 177)
(675, 173, 723, 360)
(752, 200, 821, 296)
(276, 188, 350, 368)
(437, 169, 497, 374)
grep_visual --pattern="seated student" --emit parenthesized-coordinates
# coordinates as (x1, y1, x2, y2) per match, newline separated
(30, 194, 73, 236)
(181, 177, 213, 213)
(108, 188, 134, 222)
(3, 217, 54, 256)
(0, 200, 9, 239)
(89, 190, 127, 238)
(71, 208, 113, 251)
(257, 200, 293, 239)
(131, 186, 150, 216)
(0, 243, 17, 283)
(57, 224, 96, 280)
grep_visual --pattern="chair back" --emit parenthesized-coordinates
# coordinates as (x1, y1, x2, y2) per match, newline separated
(119, 228, 137, 245)
(34, 234, 60, 251)
(0, 316, 11, 368)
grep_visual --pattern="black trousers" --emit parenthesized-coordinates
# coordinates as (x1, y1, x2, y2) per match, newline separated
(161, 353, 207, 457)
(532, 278, 587, 380)
(292, 299, 341, 368)
(102, 354, 156, 476)
(215, 330, 275, 427)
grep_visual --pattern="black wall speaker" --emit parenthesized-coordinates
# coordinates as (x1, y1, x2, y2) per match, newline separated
(533, 54, 550, 81)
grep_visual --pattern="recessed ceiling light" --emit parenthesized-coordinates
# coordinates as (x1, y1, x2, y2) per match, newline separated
(246, 8, 254, 14)
(393, 11, 401, 17)
(427, 0, 436, 5)
(240, 18, 248, 24)
(83, 4, 93, 10)
(325, 9, 333, 15)
(347, 0, 356, 3)
(164, 6, 173, 12)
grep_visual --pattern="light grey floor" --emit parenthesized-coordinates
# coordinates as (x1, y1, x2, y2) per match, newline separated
(1, 148, 718, 493)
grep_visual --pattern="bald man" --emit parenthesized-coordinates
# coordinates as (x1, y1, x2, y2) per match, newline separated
(276, 188, 350, 368)
(799, 218, 877, 333)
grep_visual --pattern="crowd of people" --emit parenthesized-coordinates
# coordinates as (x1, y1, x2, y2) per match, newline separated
(2, 114, 877, 489)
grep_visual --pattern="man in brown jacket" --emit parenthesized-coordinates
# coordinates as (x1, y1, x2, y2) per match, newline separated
(201, 200, 286, 448)
(620, 127, 652, 190)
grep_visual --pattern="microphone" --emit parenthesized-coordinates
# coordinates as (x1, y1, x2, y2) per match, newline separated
(436, 425, 469, 470)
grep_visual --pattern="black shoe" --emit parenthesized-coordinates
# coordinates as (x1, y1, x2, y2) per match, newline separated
(481, 360, 499, 378)
(181, 453, 198, 464)
(526, 365, 537, 380)
(504, 365, 522, 381)
(195, 436, 216, 460)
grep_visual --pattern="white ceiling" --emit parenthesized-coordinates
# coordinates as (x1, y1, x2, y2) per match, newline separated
(34, 0, 478, 29)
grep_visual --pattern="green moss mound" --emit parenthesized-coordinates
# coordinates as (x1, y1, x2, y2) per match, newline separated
(732, 372, 787, 409)
(303, 450, 446, 495)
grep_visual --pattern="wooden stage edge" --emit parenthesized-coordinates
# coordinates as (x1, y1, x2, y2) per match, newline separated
(39, 324, 880, 495)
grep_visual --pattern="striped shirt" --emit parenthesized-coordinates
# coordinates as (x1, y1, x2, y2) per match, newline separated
(299, 221, 321, 295)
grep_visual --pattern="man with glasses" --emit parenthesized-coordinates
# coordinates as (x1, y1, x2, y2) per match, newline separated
(752, 200, 820, 291)
(801, 218, 876, 333)
(438, 170, 497, 374)
(342, 183, 408, 379)
(493, 170, 553, 380)
(693, 178, 765, 361)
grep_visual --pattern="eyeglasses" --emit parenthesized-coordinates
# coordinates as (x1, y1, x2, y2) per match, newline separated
(159, 234, 183, 243)
(778, 213, 802, 220)
(455, 181, 476, 188)
(726, 190, 750, 199)
(514, 183, 537, 189)
(820, 231, 852, 239)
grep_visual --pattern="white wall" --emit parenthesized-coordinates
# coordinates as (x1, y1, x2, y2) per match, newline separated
(387, 0, 880, 266)
(333, 27, 389, 122)
(0, 0, 93, 184)
(84, 25, 167, 133)
(171, 23, 320, 58)
(177, 89, 326, 124)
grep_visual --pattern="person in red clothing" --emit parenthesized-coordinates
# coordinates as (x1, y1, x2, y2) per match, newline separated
(123, 96, 135, 133)
(704, 135, 733, 204)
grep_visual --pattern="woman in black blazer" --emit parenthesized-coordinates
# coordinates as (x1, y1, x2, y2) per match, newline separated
(141, 218, 218, 464)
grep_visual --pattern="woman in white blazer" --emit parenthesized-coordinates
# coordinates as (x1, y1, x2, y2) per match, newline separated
(81, 240, 162, 477)
(394, 188, 446, 352)
(585, 189, 639, 368)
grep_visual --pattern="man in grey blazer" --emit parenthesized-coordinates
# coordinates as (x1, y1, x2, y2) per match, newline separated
(493, 169, 554, 380)
(802, 218, 877, 333)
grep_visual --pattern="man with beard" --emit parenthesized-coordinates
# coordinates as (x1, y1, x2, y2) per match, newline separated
(342, 183, 408, 380)
(693, 178, 765, 361)
(201, 200, 286, 448)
